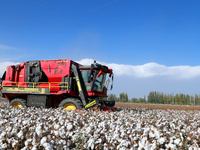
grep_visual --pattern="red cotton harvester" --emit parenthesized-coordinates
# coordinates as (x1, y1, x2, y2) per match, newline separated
(0, 59, 116, 112)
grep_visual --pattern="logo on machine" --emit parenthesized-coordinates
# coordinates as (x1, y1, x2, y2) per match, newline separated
(5, 87, 46, 94)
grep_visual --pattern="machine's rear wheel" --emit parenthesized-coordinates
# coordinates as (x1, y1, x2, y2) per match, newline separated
(9, 98, 26, 108)
(59, 98, 83, 110)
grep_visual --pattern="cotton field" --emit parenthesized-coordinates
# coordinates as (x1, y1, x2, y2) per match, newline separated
(0, 102, 200, 150)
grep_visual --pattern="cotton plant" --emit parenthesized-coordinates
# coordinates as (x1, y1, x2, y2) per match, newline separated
(0, 102, 200, 149)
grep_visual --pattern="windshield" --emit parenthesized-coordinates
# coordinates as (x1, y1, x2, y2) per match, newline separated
(81, 70, 92, 90)
(92, 70, 106, 93)
(80, 70, 107, 93)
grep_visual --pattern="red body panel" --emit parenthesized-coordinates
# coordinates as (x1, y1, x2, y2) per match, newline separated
(40, 59, 71, 83)
(5, 66, 15, 81)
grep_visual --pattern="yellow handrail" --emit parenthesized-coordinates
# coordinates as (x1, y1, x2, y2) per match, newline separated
(2, 81, 69, 91)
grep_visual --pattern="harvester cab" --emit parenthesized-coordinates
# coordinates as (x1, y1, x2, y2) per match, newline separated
(0, 59, 116, 111)
(76, 61, 115, 109)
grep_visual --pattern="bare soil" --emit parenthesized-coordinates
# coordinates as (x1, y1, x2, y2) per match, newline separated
(115, 102, 200, 110)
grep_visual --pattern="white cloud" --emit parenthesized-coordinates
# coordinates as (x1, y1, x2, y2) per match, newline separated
(0, 44, 17, 51)
(77, 58, 200, 79)
(0, 62, 17, 77)
(1, 58, 200, 80)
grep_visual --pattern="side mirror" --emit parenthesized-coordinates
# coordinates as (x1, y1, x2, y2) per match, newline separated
(110, 84, 113, 90)
(110, 74, 114, 90)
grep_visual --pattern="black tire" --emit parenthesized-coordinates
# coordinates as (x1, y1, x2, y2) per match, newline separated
(59, 98, 83, 110)
(9, 98, 26, 108)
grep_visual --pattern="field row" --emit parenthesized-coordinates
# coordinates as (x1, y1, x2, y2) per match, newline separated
(0, 101, 200, 149)
(2, 98, 200, 110)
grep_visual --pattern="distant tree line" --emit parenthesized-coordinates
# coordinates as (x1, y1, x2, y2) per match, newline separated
(108, 91, 200, 105)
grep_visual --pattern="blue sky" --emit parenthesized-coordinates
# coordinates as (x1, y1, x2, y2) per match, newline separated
(1, 0, 200, 98)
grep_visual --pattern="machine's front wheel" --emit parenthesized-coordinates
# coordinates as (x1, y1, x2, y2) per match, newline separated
(59, 98, 83, 111)
(9, 98, 26, 108)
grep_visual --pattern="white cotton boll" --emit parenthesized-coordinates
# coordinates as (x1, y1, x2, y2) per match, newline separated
(43, 142, 51, 150)
(40, 137, 47, 146)
(124, 140, 131, 147)
(50, 140, 54, 145)
(154, 130, 161, 138)
(6, 126, 12, 132)
(180, 133, 184, 141)
(54, 130, 60, 137)
(1, 143, 7, 149)
(44, 126, 49, 131)
(188, 147, 193, 150)
(0, 120, 5, 126)
(168, 143, 177, 149)
(158, 137, 166, 144)
(32, 138, 37, 146)
(86, 126, 92, 134)
(144, 141, 151, 150)
(116, 144, 121, 149)
(174, 138, 181, 145)
(63, 145, 70, 150)
(21, 147, 27, 150)
(129, 147, 134, 150)
(25, 139, 32, 147)
(22, 120, 29, 125)
(67, 140, 71, 147)
(60, 139, 66, 145)
(136, 123, 141, 130)
(0, 132, 6, 140)
(12, 140, 18, 148)
(169, 136, 176, 143)
(197, 128, 200, 134)
(17, 130, 23, 139)
(11, 128, 18, 135)
(181, 129, 186, 133)
(104, 143, 108, 147)
(69, 132, 73, 137)
(133, 136, 138, 141)
(54, 123, 60, 130)
(150, 142, 157, 150)
(187, 137, 191, 141)
(149, 131, 155, 138)
(179, 142, 183, 147)
(138, 140, 145, 149)
(121, 131, 126, 137)
(36, 125, 43, 137)
(67, 123, 73, 131)
(127, 130, 131, 134)
(31, 145, 37, 150)
(60, 130, 66, 138)
(143, 128, 149, 136)
(88, 138, 95, 149)
(0, 139, 3, 145)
